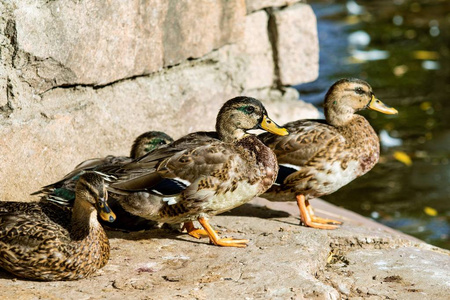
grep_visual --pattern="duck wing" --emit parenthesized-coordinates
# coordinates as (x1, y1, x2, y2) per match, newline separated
(259, 119, 346, 185)
(108, 131, 237, 197)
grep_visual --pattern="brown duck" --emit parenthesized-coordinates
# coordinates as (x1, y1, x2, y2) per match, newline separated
(33, 131, 174, 231)
(103, 96, 288, 247)
(0, 172, 116, 280)
(259, 78, 398, 229)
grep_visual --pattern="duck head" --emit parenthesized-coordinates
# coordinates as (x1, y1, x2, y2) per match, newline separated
(324, 78, 398, 126)
(76, 172, 116, 223)
(216, 96, 289, 143)
(130, 131, 174, 158)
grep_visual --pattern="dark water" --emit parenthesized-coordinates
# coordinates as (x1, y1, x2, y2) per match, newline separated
(296, 0, 450, 249)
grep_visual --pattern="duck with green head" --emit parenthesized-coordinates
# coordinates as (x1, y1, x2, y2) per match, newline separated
(34, 131, 174, 231)
(0, 172, 115, 281)
(97, 96, 288, 247)
(259, 78, 398, 229)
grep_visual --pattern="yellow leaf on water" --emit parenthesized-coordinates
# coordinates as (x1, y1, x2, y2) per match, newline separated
(412, 50, 439, 60)
(345, 15, 361, 25)
(420, 101, 432, 111)
(393, 151, 412, 166)
(424, 206, 438, 216)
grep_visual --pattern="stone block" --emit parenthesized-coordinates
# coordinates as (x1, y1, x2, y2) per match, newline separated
(272, 3, 319, 85)
(12, 0, 245, 90)
(163, 0, 246, 66)
(206, 10, 274, 91)
(246, 0, 303, 13)
(239, 11, 275, 90)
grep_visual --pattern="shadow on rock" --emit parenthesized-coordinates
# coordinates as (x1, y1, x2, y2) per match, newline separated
(0, 269, 16, 280)
(223, 203, 291, 219)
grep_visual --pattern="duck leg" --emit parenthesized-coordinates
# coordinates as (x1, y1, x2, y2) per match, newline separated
(197, 217, 248, 248)
(306, 201, 342, 225)
(182, 221, 209, 239)
(296, 194, 341, 229)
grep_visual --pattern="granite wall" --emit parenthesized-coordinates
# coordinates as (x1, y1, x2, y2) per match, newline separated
(0, 0, 319, 200)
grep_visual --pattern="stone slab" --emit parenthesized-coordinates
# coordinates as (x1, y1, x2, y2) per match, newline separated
(0, 198, 448, 299)
(272, 3, 319, 85)
(12, 0, 245, 88)
(203, 10, 275, 92)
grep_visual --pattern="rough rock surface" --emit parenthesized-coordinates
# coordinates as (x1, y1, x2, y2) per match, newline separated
(246, 0, 304, 13)
(0, 1, 319, 201)
(209, 10, 275, 91)
(13, 0, 246, 87)
(272, 3, 319, 85)
(0, 198, 448, 299)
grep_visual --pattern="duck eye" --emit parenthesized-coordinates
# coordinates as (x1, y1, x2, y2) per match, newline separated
(355, 87, 364, 95)
(239, 105, 255, 114)
(150, 138, 162, 145)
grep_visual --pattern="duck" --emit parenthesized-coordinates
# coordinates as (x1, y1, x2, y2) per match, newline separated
(0, 172, 116, 281)
(33, 131, 174, 231)
(84, 96, 287, 247)
(259, 78, 398, 229)
(130, 131, 175, 159)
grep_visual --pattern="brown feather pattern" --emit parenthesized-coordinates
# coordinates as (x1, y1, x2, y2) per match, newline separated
(1, 173, 111, 281)
(259, 79, 390, 203)
(105, 97, 281, 224)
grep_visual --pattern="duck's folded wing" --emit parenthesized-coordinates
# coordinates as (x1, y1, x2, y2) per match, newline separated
(109, 140, 235, 195)
(259, 120, 346, 186)
(259, 120, 344, 165)
(31, 156, 131, 196)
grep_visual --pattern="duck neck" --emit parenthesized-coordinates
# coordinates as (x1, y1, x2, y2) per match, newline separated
(216, 118, 248, 143)
(325, 102, 355, 127)
(71, 198, 102, 241)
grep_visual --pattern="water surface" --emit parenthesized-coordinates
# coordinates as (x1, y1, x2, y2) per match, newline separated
(297, 0, 450, 249)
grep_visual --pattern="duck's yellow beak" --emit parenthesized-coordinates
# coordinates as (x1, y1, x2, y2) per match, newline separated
(260, 115, 289, 136)
(97, 197, 116, 223)
(368, 95, 398, 115)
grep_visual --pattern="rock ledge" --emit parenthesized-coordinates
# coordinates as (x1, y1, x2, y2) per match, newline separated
(1, 198, 448, 299)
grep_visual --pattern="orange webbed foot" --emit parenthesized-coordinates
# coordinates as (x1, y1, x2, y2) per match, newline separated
(296, 195, 342, 230)
(198, 217, 248, 248)
(209, 237, 249, 248)
(182, 221, 209, 239)
(310, 215, 342, 225)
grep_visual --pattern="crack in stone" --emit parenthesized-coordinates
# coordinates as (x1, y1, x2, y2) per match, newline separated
(38, 57, 220, 96)
(5, 18, 18, 63)
(38, 73, 154, 96)
(0, 77, 14, 117)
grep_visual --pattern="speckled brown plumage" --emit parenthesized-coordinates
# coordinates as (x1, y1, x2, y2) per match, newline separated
(0, 172, 115, 281)
(138, 134, 279, 221)
(259, 78, 398, 229)
(100, 96, 288, 247)
(33, 131, 174, 232)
